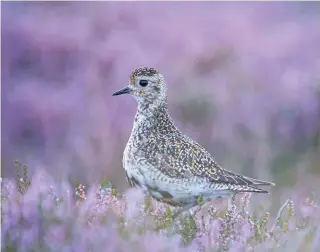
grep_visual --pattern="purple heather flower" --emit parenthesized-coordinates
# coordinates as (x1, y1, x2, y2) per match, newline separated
(123, 187, 145, 220)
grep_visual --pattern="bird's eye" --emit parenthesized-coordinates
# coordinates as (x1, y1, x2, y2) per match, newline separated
(139, 80, 148, 87)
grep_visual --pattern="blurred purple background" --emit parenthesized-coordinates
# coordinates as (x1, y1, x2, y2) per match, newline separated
(2, 2, 320, 191)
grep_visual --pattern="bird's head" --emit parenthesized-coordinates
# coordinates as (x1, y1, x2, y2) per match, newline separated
(112, 67, 167, 106)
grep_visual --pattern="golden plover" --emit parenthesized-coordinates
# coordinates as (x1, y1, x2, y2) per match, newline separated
(113, 67, 274, 214)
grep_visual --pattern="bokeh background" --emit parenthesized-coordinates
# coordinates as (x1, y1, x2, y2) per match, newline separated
(2, 1, 320, 201)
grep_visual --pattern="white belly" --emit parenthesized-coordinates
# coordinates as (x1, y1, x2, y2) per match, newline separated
(123, 149, 232, 205)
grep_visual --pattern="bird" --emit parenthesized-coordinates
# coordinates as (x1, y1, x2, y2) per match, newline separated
(112, 67, 274, 216)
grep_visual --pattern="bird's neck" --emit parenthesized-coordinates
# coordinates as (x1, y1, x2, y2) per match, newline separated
(137, 99, 167, 116)
(132, 101, 177, 135)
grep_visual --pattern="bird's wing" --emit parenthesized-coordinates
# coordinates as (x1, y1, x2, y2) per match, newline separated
(141, 134, 274, 189)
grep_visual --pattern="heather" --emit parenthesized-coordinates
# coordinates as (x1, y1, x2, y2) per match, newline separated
(1, 2, 320, 251)
(1, 161, 320, 251)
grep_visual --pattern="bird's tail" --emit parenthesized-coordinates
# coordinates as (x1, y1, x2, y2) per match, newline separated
(231, 186, 270, 194)
(247, 177, 275, 186)
(225, 170, 276, 187)
(235, 177, 275, 194)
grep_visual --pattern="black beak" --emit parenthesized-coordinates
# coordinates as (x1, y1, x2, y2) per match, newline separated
(112, 87, 132, 96)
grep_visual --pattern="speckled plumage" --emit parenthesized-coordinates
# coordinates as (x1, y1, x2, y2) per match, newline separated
(113, 67, 274, 210)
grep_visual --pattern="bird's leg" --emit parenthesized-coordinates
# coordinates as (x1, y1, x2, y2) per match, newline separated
(172, 194, 205, 219)
(188, 205, 203, 220)
(172, 203, 197, 219)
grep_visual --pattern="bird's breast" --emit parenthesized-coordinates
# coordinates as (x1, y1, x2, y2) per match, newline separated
(123, 137, 147, 187)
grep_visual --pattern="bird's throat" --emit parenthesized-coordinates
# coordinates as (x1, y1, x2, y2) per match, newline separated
(133, 102, 176, 136)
